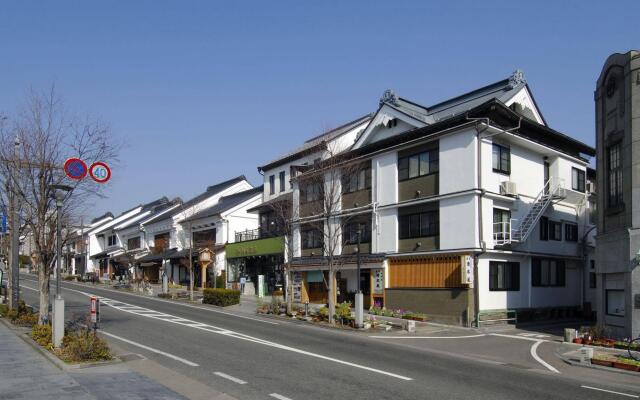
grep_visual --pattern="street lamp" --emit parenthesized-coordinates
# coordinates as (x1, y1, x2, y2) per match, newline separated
(354, 228, 363, 329)
(50, 183, 72, 348)
(198, 248, 213, 290)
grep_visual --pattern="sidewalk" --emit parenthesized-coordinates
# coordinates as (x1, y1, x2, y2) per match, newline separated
(0, 319, 187, 400)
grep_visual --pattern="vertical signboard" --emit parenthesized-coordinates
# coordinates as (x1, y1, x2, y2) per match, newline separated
(258, 275, 265, 298)
(292, 271, 302, 302)
(461, 255, 474, 287)
(373, 269, 384, 294)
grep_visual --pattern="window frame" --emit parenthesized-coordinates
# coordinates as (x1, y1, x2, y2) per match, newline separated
(492, 143, 511, 175)
(107, 234, 117, 247)
(549, 220, 562, 241)
(279, 171, 286, 192)
(398, 148, 439, 182)
(571, 167, 586, 192)
(342, 165, 372, 194)
(300, 181, 323, 203)
(564, 223, 578, 242)
(301, 228, 323, 250)
(127, 236, 141, 250)
(489, 261, 520, 291)
(607, 142, 623, 208)
(398, 211, 439, 239)
(269, 175, 275, 195)
(493, 208, 511, 240)
(540, 217, 549, 241)
(605, 289, 625, 317)
(532, 258, 566, 287)
(343, 219, 372, 245)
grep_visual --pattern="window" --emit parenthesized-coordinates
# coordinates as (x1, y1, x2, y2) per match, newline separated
(564, 223, 578, 242)
(540, 217, 549, 241)
(343, 219, 371, 244)
(290, 169, 296, 189)
(301, 182, 323, 203)
(269, 175, 275, 195)
(302, 229, 322, 249)
(154, 232, 170, 251)
(398, 148, 439, 181)
(572, 168, 585, 192)
(492, 143, 511, 175)
(606, 290, 625, 316)
(279, 171, 285, 192)
(493, 208, 511, 241)
(549, 221, 562, 241)
(399, 211, 439, 239)
(193, 228, 216, 248)
(127, 236, 141, 250)
(532, 258, 566, 287)
(489, 261, 520, 291)
(107, 234, 117, 247)
(607, 143, 623, 207)
(387, 118, 398, 128)
(589, 272, 596, 289)
(590, 259, 595, 269)
(343, 165, 371, 193)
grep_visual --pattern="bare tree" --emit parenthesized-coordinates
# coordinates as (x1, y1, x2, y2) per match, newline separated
(296, 146, 362, 324)
(0, 87, 120, 322)
(175, 201, 207, 301)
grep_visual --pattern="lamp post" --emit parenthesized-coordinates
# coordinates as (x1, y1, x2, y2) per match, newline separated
(354, 228, 363, 329)
(51, 184, 72, 348)
(198, 248, 213, 290)
(9, 135, 20, 309)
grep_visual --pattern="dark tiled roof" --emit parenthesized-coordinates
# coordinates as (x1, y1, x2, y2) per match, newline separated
(141, 176, 248, 226)
(91, 196, 170, 235)
(116, 199, 181, 231)
(246, 192, 292, 214)
(258, 114, 373, 171)
(91, 212, 114, 224)
(180, 186, 262, 223)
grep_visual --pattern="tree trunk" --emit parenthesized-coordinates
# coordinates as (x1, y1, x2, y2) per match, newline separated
(286, 265, 293, 315)
(328, 268, 336, 325)
(6, 254, 13, 309)
(38, 261, 50, 324)
(189, 268, 194, 301)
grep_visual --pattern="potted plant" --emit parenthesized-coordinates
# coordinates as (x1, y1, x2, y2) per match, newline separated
(573, 338, 583, 344)
(591, 358, 613, 367)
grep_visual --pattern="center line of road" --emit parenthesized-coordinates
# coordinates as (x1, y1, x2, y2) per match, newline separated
(369, 334, 486, 339)
(270, 393, 294, 400)
(581, 385, 639, 398)
(214, 372, 247, 384)
(99, 330, 199, 367)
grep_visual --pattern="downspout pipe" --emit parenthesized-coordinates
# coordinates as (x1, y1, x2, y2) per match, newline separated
(580, 225, 597, 314)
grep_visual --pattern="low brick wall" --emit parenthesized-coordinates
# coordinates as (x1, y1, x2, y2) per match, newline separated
(385, 288, 473, 326)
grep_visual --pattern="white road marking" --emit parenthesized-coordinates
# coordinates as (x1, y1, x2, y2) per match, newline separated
(370, 334, 486, 339)
(270, 393, 294, 400)
(581, 385, 639, 398)
(57, 279, 279, 325)
(530, 340, 559, 373)
(22, 280, 413, 381)
(99, 330, 199, 367)
(490, 333, 550, 343)
(213, 372, 247, 384)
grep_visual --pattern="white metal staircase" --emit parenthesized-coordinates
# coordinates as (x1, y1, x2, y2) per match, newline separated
(493, 177, 566, 246)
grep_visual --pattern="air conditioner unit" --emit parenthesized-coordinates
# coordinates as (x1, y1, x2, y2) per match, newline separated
(500, 181, 518, 196)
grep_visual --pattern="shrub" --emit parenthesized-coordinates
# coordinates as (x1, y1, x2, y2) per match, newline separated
(13, 312, 38, 327)
(318, 306, 329, 320)
(31, 324, 52, 347)
(57, 329, 112, 363)
(270, 297, 283, 314)
(0, 304, 8, 317)
(402, 313, 427, 322)
(335, 302, 352, 323)
(202, 288, 240, 307)
(256, 303, 270, 314)
(157, 293, 172, 299)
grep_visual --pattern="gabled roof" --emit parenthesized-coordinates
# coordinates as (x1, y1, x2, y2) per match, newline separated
(115, 198, 181, 231)
(324, 98, 594, 170)
(91, 212, 114, 224)
(140, 176, 248, 226)
(258, 114, 373, 172)
(91, 196, 169, 235)
(180, 186, 262, 223)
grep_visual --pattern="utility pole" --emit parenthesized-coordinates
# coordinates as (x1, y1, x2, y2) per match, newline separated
(51, 184, 72, 348)
(354, 228, 363, 329)
(9, 136, 20, 309)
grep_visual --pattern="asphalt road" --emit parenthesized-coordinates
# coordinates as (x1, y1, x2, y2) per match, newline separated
(16, 275, 640, 400)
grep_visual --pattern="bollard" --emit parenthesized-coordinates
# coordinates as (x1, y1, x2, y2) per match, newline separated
(579, 346, 593, 364)
(564, 328, 577, 343)
(405, 320, 416, 333)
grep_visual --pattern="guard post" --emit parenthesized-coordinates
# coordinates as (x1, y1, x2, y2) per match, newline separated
(90, 296, 100, 332)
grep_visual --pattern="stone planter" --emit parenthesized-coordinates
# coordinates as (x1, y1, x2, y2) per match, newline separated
(591, 358, 613, 367)
(613, 361, 639, 372)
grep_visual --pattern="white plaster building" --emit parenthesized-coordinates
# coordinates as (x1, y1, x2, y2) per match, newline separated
(289, 71, 597, 326)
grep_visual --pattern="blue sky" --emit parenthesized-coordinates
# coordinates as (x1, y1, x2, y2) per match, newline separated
(1, 1, 638, 218)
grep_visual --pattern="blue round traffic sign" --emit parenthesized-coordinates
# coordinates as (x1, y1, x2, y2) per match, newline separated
(64, 158, 87, 180)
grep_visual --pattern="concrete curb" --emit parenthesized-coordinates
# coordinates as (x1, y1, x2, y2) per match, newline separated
(0, 316, 122, 371)
(559, 355, 640, 376)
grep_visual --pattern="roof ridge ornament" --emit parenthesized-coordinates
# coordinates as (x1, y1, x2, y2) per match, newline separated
(379, 89, 399, 107)
(508, 69, 526, 89)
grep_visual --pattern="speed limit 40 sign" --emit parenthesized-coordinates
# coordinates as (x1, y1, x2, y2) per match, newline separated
(89, 161, 111, 184)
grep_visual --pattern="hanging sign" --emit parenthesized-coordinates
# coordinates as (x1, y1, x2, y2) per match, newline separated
(89, 161, 111, 183)
(461, 255, 474, 287)
(373, 269, 384, 294)
(64, 157, 88, 180)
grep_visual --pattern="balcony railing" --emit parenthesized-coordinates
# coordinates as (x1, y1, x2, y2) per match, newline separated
(235, 227, 281, 243)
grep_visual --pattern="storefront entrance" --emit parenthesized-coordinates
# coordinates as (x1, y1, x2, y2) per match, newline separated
(227, 254, 284, 295)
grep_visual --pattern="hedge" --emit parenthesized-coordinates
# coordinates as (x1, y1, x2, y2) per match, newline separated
(202, 288, 240, 307)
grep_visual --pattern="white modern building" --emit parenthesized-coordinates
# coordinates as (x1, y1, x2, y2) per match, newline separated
(289, 71, 597, 326)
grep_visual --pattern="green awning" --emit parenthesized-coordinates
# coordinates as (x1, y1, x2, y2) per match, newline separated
(226, 236, 284, 259)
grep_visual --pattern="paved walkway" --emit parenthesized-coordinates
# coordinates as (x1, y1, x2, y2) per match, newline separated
(0, 319, 186, 400)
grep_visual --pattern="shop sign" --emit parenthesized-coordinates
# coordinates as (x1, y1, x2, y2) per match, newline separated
(226, 237, 284, 259)
(461, 255, 474, 287)
(373, 269, 384, 294)
(292, 271, 303, 302)
(258, 275, 265, 298)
